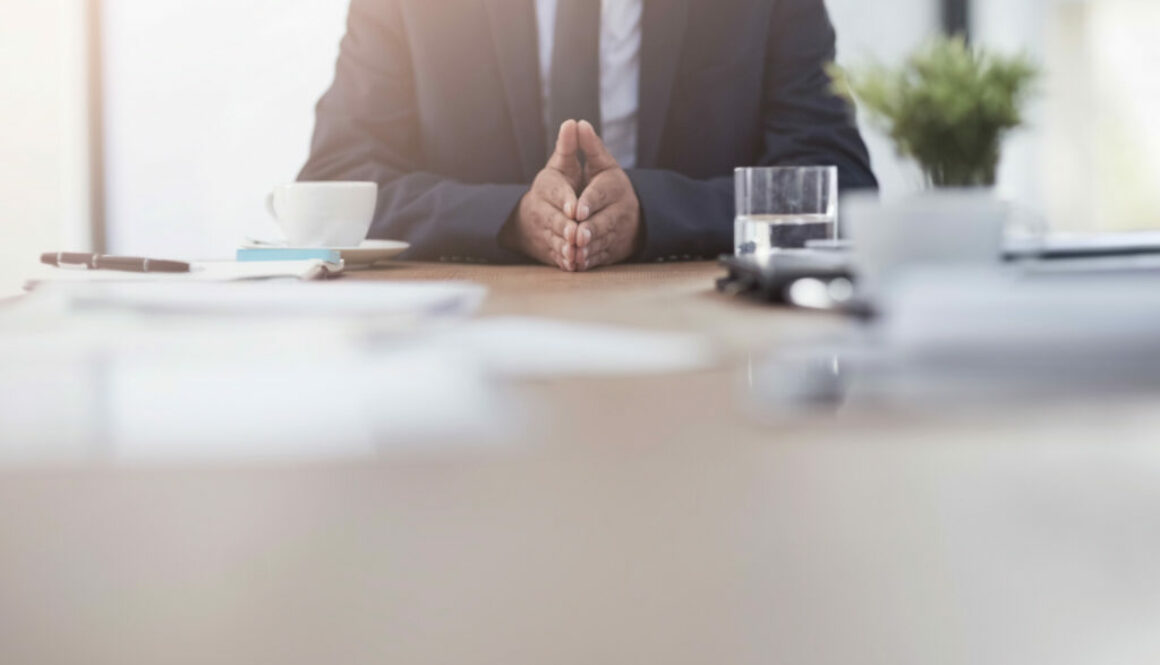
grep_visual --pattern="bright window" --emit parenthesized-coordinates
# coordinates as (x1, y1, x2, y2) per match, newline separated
(977, 0, 1160, 231)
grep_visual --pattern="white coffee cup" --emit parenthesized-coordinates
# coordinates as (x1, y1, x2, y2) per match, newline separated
(266, 181, 378, 248)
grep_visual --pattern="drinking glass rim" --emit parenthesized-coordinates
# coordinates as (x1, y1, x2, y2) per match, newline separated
(734, 165, 838, 174)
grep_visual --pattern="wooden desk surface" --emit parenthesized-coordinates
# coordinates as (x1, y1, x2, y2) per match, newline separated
(350, 260, 830, 340)
(343, 261, 852, 450)
(3, 262, 1160, 664)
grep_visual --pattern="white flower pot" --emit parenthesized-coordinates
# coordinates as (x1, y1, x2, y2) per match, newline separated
(847, 188, 1009, 299)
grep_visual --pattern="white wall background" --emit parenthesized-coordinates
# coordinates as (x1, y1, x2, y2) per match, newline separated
(102, 0, 349, 259)
(828, 0, 939, 199)
(101, 0, 942, 259)
(0, 0, 91, 295)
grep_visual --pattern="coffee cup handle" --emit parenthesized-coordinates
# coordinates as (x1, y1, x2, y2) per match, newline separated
(266, 191, 278, 220)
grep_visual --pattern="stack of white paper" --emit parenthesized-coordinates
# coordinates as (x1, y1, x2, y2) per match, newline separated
(29, 280, 488, 319)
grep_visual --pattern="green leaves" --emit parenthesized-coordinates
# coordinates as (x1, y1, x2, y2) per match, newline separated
(829, 36, 1039, 188)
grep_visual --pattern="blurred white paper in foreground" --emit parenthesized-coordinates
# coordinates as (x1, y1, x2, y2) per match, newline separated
(754, 268, 1160, 414)
(862, 269, 1160, 404)
(107, 347, 507, 463)
(0, 343, 511, 465)
(31, 280, 487, 319)
(433, 317, 717, 378)
(883, 269, 1160, 356)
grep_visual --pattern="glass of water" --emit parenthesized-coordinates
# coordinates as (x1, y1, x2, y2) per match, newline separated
(735, 166, 839, 256)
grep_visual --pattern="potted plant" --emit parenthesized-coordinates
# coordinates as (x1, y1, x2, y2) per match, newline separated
(828, 38, 1041, 291)
(829, 36, 1040, 189)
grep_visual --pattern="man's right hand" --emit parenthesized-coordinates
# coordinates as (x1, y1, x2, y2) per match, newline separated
(505, 120, 584, 271)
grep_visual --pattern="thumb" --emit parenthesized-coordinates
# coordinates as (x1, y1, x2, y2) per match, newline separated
(578, 120, 619, 173)
(548, 119, 579, 172)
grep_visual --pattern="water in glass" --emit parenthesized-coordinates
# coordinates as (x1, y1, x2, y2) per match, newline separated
(735, 213, 836, 255)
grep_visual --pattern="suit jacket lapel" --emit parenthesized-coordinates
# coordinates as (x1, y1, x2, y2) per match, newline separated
(638, 0, 691, 169)
(484, 0, 546, 182)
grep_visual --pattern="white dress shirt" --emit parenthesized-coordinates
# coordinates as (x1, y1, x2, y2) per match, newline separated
(536, 0, 642, 169)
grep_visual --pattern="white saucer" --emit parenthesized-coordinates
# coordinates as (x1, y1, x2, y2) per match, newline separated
(243, 239, 410, 268)
(335, 240, 410, 267)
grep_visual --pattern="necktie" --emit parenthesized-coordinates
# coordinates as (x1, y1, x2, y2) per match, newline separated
(549, 0, 602, 144)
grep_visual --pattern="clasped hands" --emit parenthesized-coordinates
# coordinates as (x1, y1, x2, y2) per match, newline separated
(509, 120, 642, 272)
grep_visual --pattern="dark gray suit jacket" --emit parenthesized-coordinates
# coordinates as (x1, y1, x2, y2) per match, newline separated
(300, 0, 877, 263)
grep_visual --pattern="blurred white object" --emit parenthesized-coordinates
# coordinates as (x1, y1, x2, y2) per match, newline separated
(756, 268, 1160, 412)
(0, 343, 508, 464)
(847, 191, 1008, 298)
(861, 269, 1160, 404)
(884, 270, 1160, 355)
(29, 280, 487, 319)
(434, 317, 716, 379)
(106, 347, 506, 461)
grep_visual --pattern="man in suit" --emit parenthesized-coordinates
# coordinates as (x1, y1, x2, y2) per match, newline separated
(300, 0, 876, 271)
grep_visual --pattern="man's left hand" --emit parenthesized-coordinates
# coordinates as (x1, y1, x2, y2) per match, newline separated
(573, 120, 642, 272)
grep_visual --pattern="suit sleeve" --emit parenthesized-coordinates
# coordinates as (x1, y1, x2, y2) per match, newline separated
(299, 0, 527, 263)
(626, 0, 877, 262)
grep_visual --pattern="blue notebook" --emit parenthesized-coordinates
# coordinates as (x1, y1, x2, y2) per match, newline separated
(236, 248, 342, 264)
